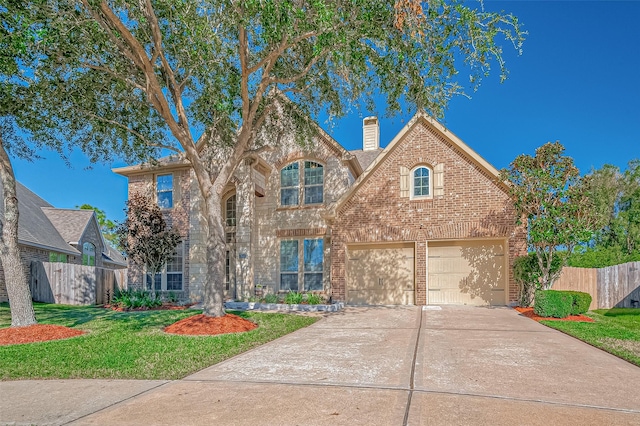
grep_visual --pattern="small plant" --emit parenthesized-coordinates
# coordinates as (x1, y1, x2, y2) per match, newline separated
(305, 293, 323, 305)
(263, 293, 279, 304)
(284, 291, 303, 305)
(111, 288, 162, 310)
(166, 291, 179, 304)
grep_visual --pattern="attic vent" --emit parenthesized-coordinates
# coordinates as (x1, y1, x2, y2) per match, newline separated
(362, 116, 379, 151)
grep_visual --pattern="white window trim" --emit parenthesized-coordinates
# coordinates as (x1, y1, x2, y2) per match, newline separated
(156, 173, 174, 210)
(410, 165, 433, 200)
(224, 193, 237, 227)
(279, 160, 325, 208)
(147, 242, 184, 291)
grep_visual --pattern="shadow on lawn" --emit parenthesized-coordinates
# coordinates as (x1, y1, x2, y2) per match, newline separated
(602, 308, 640, 318)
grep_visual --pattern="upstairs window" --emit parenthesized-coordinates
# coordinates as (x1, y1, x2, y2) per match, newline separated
(280, 161, 324, 206)
(82, 242, 96, 266)
(225, 194, 237, 226)
(156, 174, 173, 209)
(412, 166, 431, 198)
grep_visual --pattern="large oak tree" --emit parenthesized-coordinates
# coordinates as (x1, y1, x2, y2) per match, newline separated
(4, 0, 524, 317)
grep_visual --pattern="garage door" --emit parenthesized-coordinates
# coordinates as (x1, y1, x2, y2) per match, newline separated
(347, 243, 415, 305)
(428, 240, 506, 305)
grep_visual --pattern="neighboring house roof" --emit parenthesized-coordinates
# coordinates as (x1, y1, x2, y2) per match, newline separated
(42, 208, 94, 245)
(331, 112, 507, 214)
(349, 148, 384, 171)
(1, 183, 80, 255)
(102, 243, 127, 266)
(2, 181, 127, 265)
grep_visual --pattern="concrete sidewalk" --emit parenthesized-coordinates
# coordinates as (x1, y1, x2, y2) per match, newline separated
(1, 306, 639, 425)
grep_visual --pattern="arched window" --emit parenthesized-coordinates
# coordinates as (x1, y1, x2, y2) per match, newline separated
(412, 166, 432, 198)
(225, 194, 236, 226)
(82, 242, 96, 266)
(280, 160, 324, 206)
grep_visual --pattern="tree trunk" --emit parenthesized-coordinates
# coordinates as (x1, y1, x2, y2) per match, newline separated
(0, 138, 37, 327)
(202, 191, 227, 317)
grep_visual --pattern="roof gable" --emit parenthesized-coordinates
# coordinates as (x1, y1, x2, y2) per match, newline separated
(42, 208, 94, 245)
(332, 113, 506, 213)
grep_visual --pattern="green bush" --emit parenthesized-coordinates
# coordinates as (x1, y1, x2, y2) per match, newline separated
(305, 293, 323, 305)
(284, 291, 303, 305)
(534, 290, 572, 318)
(263, 293, 279, 304)
(112, 289, 162, 310)
(565, 291, 592, 315)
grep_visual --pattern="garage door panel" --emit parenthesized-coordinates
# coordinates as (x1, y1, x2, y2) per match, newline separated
(428, 241, 506, 306)
(347, 244, 415, 305)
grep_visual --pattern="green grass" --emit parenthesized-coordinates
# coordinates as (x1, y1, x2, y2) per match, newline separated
(541, 308, 640, 367)
(0, 302, 318, 380)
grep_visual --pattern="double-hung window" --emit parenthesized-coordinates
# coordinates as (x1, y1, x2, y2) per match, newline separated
(156, 174, 173, 209)
(146, 242, 184, 291)
(279, 238, 324, 291)
(280, 161, 324, 206)
(225, 194, 237, 226)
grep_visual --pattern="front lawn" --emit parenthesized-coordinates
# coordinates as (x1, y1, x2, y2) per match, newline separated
(0, 303, 318, 380)
(541, 308, 640, 367)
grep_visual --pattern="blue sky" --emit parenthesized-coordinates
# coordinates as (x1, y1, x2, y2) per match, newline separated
(13, 1, 640, 222)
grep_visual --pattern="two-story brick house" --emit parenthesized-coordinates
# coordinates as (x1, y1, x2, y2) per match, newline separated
(114, 112, 526, 306)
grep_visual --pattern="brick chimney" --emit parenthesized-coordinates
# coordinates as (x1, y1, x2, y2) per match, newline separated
(362, 116, 379, 151)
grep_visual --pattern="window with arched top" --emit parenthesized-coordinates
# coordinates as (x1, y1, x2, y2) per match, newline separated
(280, 160, 324, 206)
(225, 194, 237, 226)
(412, 166, 432, 199)
(82, 242, 96, 266)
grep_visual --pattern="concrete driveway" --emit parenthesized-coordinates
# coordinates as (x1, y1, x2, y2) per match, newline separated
(1, 306, 639, 425)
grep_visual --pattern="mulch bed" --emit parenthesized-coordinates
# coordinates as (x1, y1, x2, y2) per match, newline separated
(0, 324, 85, 346)
(515, 306, 594, 322)
(164, 313, 258, 335)
(0, 312, 256, 346)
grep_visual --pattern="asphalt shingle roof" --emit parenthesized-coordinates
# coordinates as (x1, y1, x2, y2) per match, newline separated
(0, 183, 80, 254)
(349, 148, 383, 171)
(42, 208, 94, 244)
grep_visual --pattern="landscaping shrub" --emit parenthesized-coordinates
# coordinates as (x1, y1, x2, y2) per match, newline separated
(262, 293, 279, 304)
(284, 291, 303, 305)
(565, 291, 592, 315)
(534, 290, 572, 318)
(305, 293, 323, 305)
(112, 289, 162, 310)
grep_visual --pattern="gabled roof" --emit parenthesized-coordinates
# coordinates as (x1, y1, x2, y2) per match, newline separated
(331, 112, 506, 214)
(0, 183, 80, 255)
(102, 243, 127, 266)
(42, 208, 94, 245)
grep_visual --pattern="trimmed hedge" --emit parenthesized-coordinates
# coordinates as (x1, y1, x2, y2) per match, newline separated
(565, 291, 592, 315)
(534, 290, 573, 318)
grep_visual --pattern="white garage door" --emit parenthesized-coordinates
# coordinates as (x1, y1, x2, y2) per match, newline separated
(347, 243, 415, 305)
(428, 240, 506, 306)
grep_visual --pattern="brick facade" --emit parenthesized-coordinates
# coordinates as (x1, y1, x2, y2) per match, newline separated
(331, 117, 527, 305)
(117, 114, 525, 306)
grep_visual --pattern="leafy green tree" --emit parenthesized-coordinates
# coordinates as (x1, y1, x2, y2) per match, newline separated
(77, 204, 118, 248)
(568, 160, 640, 268)
(500, 142, 605, 290)
(116, 193, 181, 288)
(6, 0, 524, 316)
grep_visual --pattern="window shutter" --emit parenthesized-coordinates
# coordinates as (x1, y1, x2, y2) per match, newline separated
(433, 163, 444, 196)
(400, 166, 409, 198)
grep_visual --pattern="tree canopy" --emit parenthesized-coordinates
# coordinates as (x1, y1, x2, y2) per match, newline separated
(501, 142, 605, 289)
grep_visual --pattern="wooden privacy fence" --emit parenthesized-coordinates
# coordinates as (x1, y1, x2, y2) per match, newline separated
(30, 261, 127, 305)
(553, 261, 640, 309)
